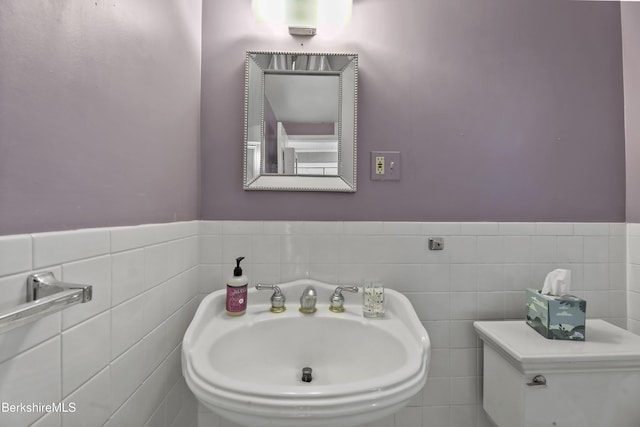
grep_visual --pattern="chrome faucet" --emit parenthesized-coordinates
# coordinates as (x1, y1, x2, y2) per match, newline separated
(299, 286, 317, 314)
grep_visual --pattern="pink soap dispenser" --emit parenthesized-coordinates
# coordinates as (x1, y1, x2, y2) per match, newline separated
(226, 257, 248, 316)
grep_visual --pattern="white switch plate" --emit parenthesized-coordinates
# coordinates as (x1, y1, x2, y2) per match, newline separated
(371, 151, 401, 181)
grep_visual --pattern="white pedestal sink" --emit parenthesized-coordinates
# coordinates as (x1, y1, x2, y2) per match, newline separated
(182, 279, 430, 427)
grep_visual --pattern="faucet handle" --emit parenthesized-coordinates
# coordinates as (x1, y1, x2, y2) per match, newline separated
(255, 284, 286, 313)
(329, 286, 359, 313)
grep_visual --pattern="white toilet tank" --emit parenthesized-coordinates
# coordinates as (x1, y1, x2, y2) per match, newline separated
(474, 320, 640, 427)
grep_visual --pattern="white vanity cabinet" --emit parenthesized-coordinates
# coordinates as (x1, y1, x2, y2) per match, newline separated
(474, 320, 640, 427)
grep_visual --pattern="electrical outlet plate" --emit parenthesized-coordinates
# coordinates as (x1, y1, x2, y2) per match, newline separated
(371, 151, 401, 181)
(375, 156, 385, 175)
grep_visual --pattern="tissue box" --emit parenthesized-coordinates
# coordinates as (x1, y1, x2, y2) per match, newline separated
(525, 289, 586, 341)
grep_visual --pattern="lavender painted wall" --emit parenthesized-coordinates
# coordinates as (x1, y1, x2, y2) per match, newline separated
(0, 0, 627, 235)
(623, 3, 640, 223)
(201, 0, 626, 222)
(0, 0, 202, 235)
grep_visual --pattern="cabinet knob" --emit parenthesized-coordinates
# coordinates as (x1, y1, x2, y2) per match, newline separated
(526, 375, 547, 387)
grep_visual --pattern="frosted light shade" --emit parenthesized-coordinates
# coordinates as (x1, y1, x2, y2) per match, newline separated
(252, 0, 352, 29)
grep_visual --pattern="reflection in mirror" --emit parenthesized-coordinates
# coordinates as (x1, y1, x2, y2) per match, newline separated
(264, 74, 339, 176)
(244, 51, 358, 192)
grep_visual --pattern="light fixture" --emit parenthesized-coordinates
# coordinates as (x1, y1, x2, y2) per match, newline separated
(252, 0, 353, 36)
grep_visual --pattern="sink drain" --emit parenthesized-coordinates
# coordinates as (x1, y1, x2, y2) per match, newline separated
(301, 367, 312, 383)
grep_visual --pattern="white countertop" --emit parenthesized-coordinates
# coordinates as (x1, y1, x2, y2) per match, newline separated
(474, 319, 640, 373)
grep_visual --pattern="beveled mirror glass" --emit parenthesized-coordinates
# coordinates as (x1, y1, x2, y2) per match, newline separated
(244, 51, 358, 192)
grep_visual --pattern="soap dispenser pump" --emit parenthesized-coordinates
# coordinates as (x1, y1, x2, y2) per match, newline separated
(226, 257, 248, 316)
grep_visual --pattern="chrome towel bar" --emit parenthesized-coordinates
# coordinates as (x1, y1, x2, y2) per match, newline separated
(0, 272, 92, 334)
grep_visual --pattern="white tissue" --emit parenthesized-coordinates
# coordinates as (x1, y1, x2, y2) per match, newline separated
(541, 269, 571, 296)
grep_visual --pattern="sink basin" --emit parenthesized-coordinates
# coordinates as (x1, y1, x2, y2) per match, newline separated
(182, 279, 430, 427)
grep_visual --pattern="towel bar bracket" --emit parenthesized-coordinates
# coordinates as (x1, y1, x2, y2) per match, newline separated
(27, 272, 92, 303)
(0, 272, 93, 335)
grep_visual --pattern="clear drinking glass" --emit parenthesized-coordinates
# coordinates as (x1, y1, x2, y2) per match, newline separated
(362, 281, 385, 318)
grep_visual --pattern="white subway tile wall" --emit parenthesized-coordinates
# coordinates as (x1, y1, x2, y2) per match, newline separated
(197, 221, 627, 427)
(0, 221, 629, 427)
(628, 224, 640, 336)
(0, 221, 200, 427)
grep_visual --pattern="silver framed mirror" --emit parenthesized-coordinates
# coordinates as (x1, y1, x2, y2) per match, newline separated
(243, 51, 358, 192)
